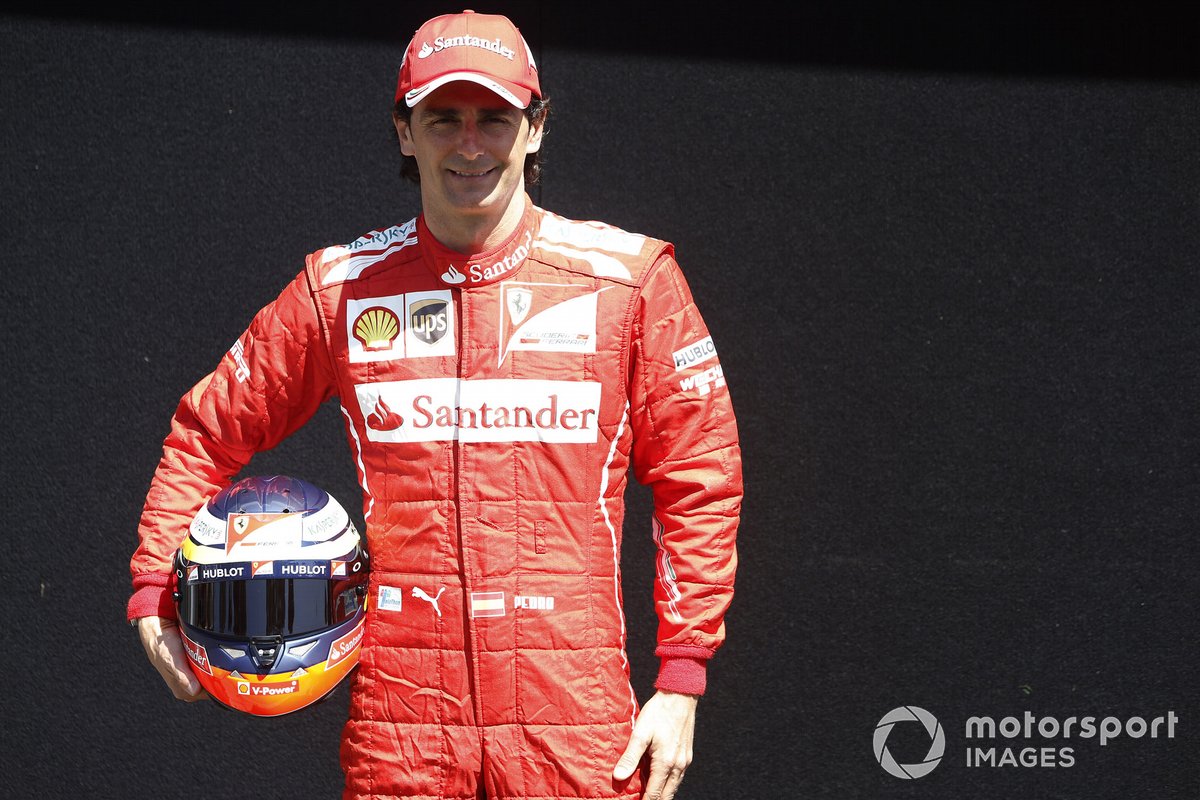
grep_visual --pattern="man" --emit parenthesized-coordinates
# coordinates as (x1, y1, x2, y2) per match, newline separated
(130, 10, 741, 800)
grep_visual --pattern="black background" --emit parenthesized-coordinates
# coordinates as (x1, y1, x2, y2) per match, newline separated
(2, 2, 1198, 797)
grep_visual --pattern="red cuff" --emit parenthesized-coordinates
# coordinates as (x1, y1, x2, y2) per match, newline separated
(127, 575, 175, 623)
(654, 656, 708, 695)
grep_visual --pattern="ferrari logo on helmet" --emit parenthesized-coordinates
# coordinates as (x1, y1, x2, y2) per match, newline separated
(224, 512, 297, 554)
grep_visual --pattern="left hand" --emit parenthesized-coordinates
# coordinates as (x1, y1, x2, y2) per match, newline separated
(612, 689, 699, 800)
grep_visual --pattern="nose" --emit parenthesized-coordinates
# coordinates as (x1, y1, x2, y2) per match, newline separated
(457, 118, 485, 160)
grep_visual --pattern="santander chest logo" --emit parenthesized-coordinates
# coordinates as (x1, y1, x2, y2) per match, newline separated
(356, 378, 601, 444)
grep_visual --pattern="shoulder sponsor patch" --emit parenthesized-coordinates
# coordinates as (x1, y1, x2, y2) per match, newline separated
(320, 220, 419, 286)
(537, 214, 645, 255)
(533, 215, 647, 279)
(680, 364, 725, 396)
(228, 338, 251, 383)
(672, 336, 717, 372)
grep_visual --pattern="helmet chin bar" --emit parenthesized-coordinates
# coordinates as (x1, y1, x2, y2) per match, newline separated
(250, 635, 285, 671)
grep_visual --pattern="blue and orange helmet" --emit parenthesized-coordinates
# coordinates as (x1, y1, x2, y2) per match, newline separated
(172, 475, 369, 716)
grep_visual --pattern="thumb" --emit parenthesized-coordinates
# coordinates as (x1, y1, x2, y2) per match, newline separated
(613, 732, 648, 780)
(174, 661, 202, 695)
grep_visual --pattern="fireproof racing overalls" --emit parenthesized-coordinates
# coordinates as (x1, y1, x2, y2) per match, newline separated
(129, 196, 742, 800)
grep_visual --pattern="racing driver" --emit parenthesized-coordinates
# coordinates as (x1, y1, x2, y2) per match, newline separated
(129, 10, 742, 800)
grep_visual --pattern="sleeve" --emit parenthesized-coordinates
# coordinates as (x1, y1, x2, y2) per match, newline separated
(126, 267, 337, 621)
(628, 253, 743, 695)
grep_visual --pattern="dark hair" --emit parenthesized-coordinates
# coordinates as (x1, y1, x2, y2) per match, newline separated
(392, 96, 551, 185)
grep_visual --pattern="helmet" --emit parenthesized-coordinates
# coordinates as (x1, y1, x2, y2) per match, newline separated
(171, 475, 369, 716)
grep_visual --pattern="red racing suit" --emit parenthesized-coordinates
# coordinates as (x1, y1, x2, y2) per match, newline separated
(129, 196, 742, 800)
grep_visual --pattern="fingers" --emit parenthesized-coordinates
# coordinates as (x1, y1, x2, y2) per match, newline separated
(615, 691, 698, 798)
(160, 664, 208, 703)
(612, 728, 650, 781)
(137, 617, 208, 702)
(642, 742, 692, 800)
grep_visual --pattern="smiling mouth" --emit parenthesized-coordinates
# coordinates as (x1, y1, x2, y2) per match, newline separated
(449, 167, 495, 178)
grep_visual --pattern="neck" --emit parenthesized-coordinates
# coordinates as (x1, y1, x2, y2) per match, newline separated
(422, 186, 528, 255)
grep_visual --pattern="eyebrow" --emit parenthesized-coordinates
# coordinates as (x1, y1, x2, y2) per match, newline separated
(420, 105, 516, 117)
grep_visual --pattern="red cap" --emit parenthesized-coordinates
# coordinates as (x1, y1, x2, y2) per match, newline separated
(396, 10, 540, 109)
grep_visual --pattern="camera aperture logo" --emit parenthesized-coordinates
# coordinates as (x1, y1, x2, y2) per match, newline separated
(874, 706, 945, 779)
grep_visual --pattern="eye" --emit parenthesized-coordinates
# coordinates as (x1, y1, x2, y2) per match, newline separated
(420, 112, 458, 128)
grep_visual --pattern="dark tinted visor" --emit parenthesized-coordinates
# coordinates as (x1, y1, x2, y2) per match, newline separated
(180, 578, 365, 638)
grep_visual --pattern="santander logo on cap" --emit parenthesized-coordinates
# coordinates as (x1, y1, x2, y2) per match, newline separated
(397, 10, 540, 109)
(417, 35, 515, 62)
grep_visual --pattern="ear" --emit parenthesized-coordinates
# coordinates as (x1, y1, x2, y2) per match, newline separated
(393, 113, 416, 157)
(525, 115, 545, 155)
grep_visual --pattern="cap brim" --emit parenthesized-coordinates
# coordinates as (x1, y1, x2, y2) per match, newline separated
(404, 72, 532, 109)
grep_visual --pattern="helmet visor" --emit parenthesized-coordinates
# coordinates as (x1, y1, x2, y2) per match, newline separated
(180, 578, 365, 638)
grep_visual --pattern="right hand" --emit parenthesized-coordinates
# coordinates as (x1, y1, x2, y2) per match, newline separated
(136, 616, 209, 702)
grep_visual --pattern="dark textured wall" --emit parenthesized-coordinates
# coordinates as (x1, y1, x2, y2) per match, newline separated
(2, 4, 1198, 798)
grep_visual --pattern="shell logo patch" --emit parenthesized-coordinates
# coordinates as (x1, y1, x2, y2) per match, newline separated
(353, 307, 401, 352)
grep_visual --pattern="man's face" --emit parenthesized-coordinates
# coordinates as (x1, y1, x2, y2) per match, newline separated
(394, 81, 543, 223)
